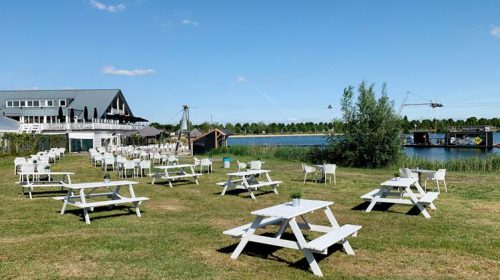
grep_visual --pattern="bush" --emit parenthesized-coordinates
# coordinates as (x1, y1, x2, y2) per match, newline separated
(329, 81, 402, 168)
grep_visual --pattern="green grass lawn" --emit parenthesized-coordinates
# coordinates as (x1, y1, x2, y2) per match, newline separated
(0, 153, 498, 279)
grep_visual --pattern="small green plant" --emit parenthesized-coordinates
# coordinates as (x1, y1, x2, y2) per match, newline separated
(103, 173, 111, 179)
(394, 172, 400, 178)
(290, 191, 302, 199)
(44, 165, 50, 170)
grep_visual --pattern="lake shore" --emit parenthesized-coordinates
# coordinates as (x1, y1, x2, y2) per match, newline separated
(230, 133, 329, 138)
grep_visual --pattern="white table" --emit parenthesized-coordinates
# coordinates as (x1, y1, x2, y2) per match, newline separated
(361, 177, 439, 218)
(314, 164, 336, 184)
(410, 168, 436, 185)
(224, 199, 362, 277)
(17, 171, 74, 199)
(56, 180, 148, 224)
(217, 169, 281, 200)
(151, 164, 201, 188)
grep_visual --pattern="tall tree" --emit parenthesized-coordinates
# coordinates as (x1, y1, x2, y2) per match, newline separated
(93, 107, 98, 120)
(69, 108, 75, 123)
(57, 106, 64, 123)
(83, 106, 89, 122)
(329, 81, 402, 168)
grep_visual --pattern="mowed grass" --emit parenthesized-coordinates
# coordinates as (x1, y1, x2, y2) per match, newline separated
(0, 154, 499, 280)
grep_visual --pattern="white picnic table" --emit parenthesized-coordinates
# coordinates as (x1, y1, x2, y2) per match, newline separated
(224, 199, 362, 277)
(217, 169, 281, 200)
(361, 177, 439, 218)
(151, 164, 202, 188)
(55, 180, 148, 224)
(17, 171, 74, 199)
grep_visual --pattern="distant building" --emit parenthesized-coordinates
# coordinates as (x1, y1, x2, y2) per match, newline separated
(0, 89, 147, 152)
(192, 128, 230, 154)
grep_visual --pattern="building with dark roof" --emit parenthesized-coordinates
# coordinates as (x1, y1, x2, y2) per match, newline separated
(0, 89, 147, 151)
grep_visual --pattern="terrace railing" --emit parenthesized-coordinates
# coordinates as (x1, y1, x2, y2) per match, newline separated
(19, 122, 145, 133)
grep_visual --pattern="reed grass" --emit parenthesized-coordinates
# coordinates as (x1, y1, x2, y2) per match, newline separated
(211, 145, 500, 173)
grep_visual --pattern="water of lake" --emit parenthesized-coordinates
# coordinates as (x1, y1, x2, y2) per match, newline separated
(228, 134, 500, 161)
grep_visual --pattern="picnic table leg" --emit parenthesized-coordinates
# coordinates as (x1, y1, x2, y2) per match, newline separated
(127, 184, 142, 217)
(79, 189, 91, 224)
(325, 206, 355, 254)
(274, 219, 290, 239)
(230, 216, 263, 259)
(406, 187, 431, 218)
(289, 218, 323, 277)
(221, 175, 233, 196)
(29, 185, 33, 199)
(242, 176, 256, 200)
(415, 181, 436, 209)
(365, 188, 385, 212)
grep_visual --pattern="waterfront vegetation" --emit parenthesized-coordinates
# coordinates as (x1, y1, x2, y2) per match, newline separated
(211, 145, 500, 173)
(0, 154, 498, 279)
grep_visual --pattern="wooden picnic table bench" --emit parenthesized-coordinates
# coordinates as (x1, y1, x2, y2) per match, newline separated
(224, 199, 362, 277)
(17, 171, 74, 199)
(55, 180, 148, 224)
(216, 169, 281, 199)
(361, 177, 439, 218)
(151, 164, 202, 188)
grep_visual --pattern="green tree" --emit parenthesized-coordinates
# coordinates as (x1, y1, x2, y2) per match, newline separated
(329, 81, 402, 168)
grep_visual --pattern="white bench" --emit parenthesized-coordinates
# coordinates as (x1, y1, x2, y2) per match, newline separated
(73, 197, 148, 208)
(304, 224, 361, 252)
(223, 217, 283, 237)
(360, 189, 380, 200)
(419, 192, 439, 204)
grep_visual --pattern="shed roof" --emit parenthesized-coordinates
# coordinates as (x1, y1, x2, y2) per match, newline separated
(138, 126, 161, 137)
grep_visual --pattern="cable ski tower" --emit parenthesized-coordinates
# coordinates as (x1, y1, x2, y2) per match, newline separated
(175, 105, 192, 155)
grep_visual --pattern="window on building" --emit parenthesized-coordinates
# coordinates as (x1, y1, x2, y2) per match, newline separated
(13, 101, 19, 107)
(20, 101, 26, 107)
(59, 100, 66, 106)
(27, 100, 33, 107)
(33, 100, 40, 107)
(6, 101, 13, 107)
(47, 100, 53, 107)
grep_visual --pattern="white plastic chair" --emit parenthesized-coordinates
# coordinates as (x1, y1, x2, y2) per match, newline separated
(302, 163, 317, 183)
(103, 155, 115, 171)
(399, 168, 418, 179)
(139, 160, 151, 177)
(200, 158, 213, 173)
(425, 169, 447, 193)
(122, 161, 136, 178)
(249, 160, 262, 170)
(14, 157, 27, 175)
(323, 164, 337, 185)
(19, 163, 35, 183)
(236, 160, 247, 172)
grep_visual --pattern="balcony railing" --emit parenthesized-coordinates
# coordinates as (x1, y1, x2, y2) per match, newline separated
(20, 122, 145, 132)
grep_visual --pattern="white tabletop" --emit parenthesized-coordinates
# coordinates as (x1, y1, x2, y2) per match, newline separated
(62, 180, 138, 189)
(227, 169, 270, 177)
(380, 177, 417, 188)
(410, 169, 436, 174)
(251, 199, 333, 219)
(154, 164, 194, 169)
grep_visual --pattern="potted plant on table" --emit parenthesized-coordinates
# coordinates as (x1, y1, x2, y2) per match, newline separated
(290, 191, 303, 207)
(394, 172, 400, 181)
(103, 173, 111, 184)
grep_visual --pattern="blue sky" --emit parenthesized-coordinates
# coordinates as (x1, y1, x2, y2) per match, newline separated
(1, 0, 499, 124)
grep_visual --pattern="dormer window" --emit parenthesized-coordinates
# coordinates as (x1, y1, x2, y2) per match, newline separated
(59, 100, 66, 107)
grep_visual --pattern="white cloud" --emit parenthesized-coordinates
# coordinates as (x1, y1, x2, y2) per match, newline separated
(89, 0, 125, 13)
(490, 26, 500, 38)
(101, 66, 155, 76)
(181, 19, 199, 26)
(236, 76, 247, 83)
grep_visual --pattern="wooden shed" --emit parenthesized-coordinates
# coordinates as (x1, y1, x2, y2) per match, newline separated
(192, 128, 229, 154)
